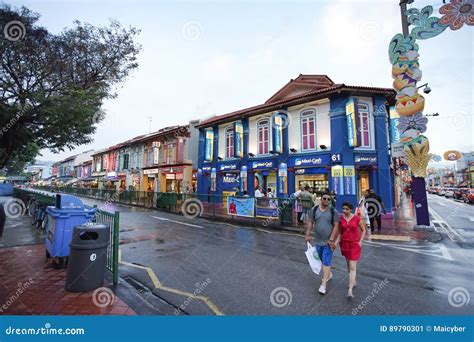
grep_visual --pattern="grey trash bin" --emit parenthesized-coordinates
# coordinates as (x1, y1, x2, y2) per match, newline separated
(65, 224, 110, 292)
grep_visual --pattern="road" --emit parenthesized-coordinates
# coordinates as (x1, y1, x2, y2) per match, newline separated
(81, 197, 473, 316)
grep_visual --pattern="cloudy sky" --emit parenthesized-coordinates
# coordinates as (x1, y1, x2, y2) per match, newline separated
(7, 0, 474, 162)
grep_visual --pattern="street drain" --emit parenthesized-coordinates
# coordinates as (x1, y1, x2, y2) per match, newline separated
(123, 276, 188, 315)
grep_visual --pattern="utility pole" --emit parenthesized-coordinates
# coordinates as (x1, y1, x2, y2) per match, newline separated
(399, 0, 411, 36)
(147, 116, 152, 133)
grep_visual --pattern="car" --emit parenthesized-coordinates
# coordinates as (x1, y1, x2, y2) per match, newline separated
(444, 190, 455, 198)
(463, 189, 474, 204)
(438, 189, 446, 196)
(454, 188, 467, 200)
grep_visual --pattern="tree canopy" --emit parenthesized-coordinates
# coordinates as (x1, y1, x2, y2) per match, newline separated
(0, 5, 141, 170)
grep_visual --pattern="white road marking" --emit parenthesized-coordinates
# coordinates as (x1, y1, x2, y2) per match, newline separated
(428, 207, 466, 243)
(365, 240, 453, 261)
(468, 216, 474, 222)
(151, 216, 204, 229)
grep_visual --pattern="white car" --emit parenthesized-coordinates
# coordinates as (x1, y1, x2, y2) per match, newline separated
(444, 190, 455, 198)
(439, 189, 446, 196)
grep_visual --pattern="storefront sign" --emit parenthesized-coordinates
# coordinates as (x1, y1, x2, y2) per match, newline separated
(391, 143, 406, 158)
(166, 174, 175, 180)
(331, 165, 344, 195)
(252, 160, 275, 170)
(343, 166, 356, 195)
(256, 197, 279, 219)
(389, 106, 401, 143)
(278, 163, 288, 195)
(92, 171, 106, 177)
(346, 98, 361, 148)
(117, 172, 127, 177)
(219, 163, 238, 171)
(204, 129, 214, 162)
(272, 114, 283, 154)
(107, 171, 117, 177)
(202, 165, 211, 172)
(234, 121, 244, 158)
(223, 173, 240, 191)
(355, 155, 377, 164)
(143, 168, 159, 175)
(227, 196, 255, 217)
(294, 155, 330, 167)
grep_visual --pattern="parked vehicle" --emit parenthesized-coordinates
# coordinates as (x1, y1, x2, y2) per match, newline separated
(444, 189, 455, 198)
(438, 188, 446, 196)
(454, 188, 467, 200)
(463, 189, 474, 204)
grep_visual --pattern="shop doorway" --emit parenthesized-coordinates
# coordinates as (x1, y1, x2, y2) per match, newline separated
(295, 173, 328, 197)
(358, 171, 370, 199)
(254, 171, 277, 196)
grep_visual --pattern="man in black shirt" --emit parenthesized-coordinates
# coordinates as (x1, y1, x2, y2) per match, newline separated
(365, 189, 386, 234)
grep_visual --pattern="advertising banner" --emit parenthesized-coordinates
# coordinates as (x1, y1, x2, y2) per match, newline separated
(331, 165, 344, 195)
(389, 106, 401, 143)
(222, 173, 240, 191)
(346, 98, 361, 148)
(255, 197, 279, 219)
(273, 114, 283, 154)
(204, 129, 214, 162)
(343, 165, 356, 195)
(234, 121, 244, 158)
(227, 196, 254, 217)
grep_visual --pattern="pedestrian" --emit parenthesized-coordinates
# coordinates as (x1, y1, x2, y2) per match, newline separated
(293, 185, 304, 224)
(304, 192, 339, 295)
(337, 202, 366, 300)
(365, 189, 386, 234)
(0, 202, 5, 238)
(329, 190, 337, 208)
(357, 191, 371, 234)
(255, 186, 264, 198)
(243, 190, 249, 197)
(312, 188, 320, 207)
(300, 186, 313, 224)
(267, 188, 276, 198)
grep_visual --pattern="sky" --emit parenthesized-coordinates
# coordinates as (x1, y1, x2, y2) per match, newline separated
(5, 0, 474, 162)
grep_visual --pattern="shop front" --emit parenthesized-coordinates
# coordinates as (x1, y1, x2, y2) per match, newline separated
(142, 168, 159, 191)
(117, 172, 127, 190)
(129, 171, 141, 191)
(248, 159, 278, 196)
(288, 154, 331, 196)
(354, 154, 378, 199)
(218, 161, 241, 205)
(159, 165, 192, 193)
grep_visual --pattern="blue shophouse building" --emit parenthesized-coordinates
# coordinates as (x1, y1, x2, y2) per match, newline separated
(197, 75, 396, 212)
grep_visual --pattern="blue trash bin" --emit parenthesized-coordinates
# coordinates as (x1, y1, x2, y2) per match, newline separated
(45, 194, 96, 268)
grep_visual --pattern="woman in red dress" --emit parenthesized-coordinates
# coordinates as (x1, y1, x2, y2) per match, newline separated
(338, 202, 366, 300)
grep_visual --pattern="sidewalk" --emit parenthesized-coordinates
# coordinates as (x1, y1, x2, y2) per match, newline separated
(0, 198, 136, 316)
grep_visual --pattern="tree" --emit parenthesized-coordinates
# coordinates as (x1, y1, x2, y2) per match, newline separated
(0, 5, 141, 168)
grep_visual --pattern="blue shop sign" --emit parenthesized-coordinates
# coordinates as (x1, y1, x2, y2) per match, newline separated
(202, 165, 212, 172)
(219, 162, 239, 171)
(223, 173, 240, 191)
(293, 154, 330, 167)
(252, 160, 275, 170)
(355, 155, 377, 164)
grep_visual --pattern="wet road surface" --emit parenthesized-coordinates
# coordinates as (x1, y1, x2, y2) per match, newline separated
(81, 197, 474, 316)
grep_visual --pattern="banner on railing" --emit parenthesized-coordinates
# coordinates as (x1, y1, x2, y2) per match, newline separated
(227, 196, 254, 217)
(255, 197, 279, 219)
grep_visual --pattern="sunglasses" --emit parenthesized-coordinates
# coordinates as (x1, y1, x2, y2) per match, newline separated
(322, 197, 330, 201)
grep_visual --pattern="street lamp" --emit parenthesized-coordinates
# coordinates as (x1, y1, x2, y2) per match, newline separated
(424, 113, 439, 117)
(416, 83, 431, 94)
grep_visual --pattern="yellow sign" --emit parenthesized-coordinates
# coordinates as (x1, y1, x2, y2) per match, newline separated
(344, 166, 355, 177)
(331, 165, 343, 177)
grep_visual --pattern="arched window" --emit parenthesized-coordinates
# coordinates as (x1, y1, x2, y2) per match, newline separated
(358, 104, 371, 148)
(225, 126, 234, 158)
(300, 109, 316, 151)
(257, 119, 270, 155)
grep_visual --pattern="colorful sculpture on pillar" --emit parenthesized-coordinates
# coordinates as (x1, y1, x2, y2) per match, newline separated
(388, 0, 473, 225)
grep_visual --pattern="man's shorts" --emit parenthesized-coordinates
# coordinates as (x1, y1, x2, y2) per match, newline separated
(316, 244, 334, 267)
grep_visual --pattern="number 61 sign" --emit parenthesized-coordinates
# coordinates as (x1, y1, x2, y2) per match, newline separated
(331, 153, 342, 163)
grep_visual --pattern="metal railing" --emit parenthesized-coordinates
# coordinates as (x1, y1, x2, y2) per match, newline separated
(13, 187, 120, 285)
(33, 186, 320, 229)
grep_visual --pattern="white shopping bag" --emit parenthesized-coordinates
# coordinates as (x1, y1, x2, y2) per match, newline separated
(305, 242, 322, 275)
